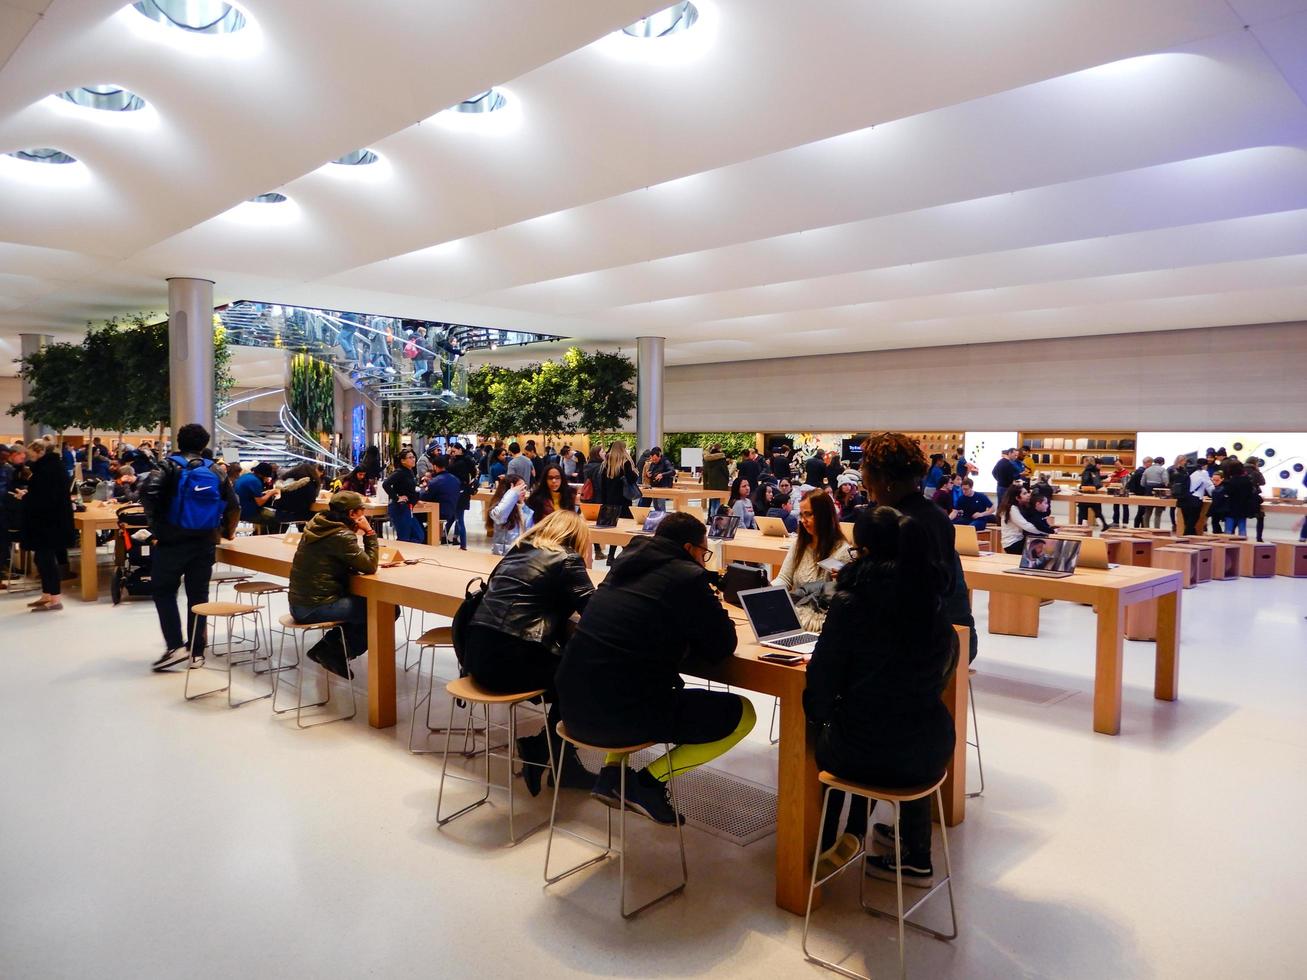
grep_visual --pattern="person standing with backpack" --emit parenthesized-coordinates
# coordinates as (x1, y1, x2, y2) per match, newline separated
(139, 423, 239, 672)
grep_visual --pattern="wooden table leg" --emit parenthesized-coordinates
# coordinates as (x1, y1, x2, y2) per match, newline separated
(774, 680, 820, 915)
(938, 651, 968, 826)
(1093, 592, 1124, 735)
(79, 523, 98, 602)
(366, 596, 398, 728)
(1154, 588, 1180, 701)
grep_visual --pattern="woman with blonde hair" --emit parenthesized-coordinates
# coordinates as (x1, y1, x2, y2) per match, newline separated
(597, 439, 638, 517)
(462, 509, 596, 795)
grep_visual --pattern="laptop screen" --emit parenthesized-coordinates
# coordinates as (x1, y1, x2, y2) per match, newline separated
(708, 513, 739, 539)
(739, 587, 802, 638)
(1019, 537, 1081, 573)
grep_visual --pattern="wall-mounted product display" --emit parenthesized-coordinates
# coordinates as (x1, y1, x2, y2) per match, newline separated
(963, 431, 1019, 493)
(1137, 432, 1307, 492)
(900, 431, 965, 457)
(1019, 430, 1137, 482)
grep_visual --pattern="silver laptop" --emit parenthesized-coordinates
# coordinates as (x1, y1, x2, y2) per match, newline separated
(1002, 537, 1081, 579)
(756, 516, 792, 537)
(738, 586, 820, 655)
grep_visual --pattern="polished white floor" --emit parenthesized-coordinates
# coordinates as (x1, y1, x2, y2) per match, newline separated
(2, 541, 1306, 979)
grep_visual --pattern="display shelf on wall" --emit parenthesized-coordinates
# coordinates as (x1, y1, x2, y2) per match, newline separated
(902, 431, 965, 457)
(1019, 430, 1137, 479)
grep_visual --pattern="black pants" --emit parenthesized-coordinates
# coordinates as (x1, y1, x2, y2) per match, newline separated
(35, 547, 63, 595)
(1111, 504, 1130, 524)
(1077, 502, 1106, 527)
(465, 626, 561, 753)
(1004, 539, 1025, 555)
(1178, 498, 1203, 536)
(1255, 509, 1265, 542)
(1210, 512, 1225, 534)
(565, 687, 742, 752)
(152, 537, 215, 656)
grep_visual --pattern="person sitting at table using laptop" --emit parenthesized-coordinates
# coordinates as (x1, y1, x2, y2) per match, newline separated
(998, 484, 1042, 555)
(805, 504, 959, 885)
(525, 463, 576, 521)
(556, 512, 756, 825)
(765, 491, 799, 534)
(463, 510, 595, 796)
(728, 477, 758, 529)
(774, 489, 851, 632)
(288, 490, 380, 679)
(486, 474, 532, 556)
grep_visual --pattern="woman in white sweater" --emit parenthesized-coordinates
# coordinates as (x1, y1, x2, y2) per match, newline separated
(997, 484, 1042, 554)
(773, 490, 852, 632)
(485, 474, 534, 555)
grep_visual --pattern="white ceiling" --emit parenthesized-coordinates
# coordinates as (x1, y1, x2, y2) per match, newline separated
(2, 0, 1306, 377)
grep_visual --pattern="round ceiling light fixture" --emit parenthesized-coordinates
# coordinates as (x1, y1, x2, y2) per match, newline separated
(6, 147, 78, 164)
(622, 2, 699, 37)
(331, 149, 379, 166)
(131, 0, 246, 34)
(453, 88, 507, 114)
(248, 192, 287, 203)
(57, 84, 146, 112)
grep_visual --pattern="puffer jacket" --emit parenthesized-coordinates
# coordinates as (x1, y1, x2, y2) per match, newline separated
(470, 543, 594, 651)
(702, 451, 730, 491)
(288, 511, 379, 607)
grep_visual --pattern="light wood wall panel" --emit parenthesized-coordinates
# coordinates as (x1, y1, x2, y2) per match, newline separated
(665, 322, 1307, 432)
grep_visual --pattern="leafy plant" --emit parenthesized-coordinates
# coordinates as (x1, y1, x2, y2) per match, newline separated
(9, 341, 89, 434)
(289, 353, 335, 437)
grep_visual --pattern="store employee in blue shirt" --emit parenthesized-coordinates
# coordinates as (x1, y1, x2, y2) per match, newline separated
(951, 478, 996, 529)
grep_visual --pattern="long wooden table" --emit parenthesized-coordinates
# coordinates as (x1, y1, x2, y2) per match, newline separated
(213, 532, 968, 916)
(1063, 492, 1177, 525)
(642, 486, 729, 510)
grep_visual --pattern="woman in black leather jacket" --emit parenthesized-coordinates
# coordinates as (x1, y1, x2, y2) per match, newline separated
(463, 509, 595, 795)
(804, 505, 959, 886)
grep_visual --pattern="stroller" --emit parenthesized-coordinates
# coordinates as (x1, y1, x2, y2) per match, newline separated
(111, 504, 155, 605)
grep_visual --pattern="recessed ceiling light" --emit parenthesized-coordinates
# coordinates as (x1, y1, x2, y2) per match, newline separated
(453, 89, 507, 114)
(131, 0, 246, 34)
(331, 149, 378, 166)
(57, 84, 146, 112)
(622, 2, 699, 37)
(248, 192, 287, 203)
(6, 147, 77, 164)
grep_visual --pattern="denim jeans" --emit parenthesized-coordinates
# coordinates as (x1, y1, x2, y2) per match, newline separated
(387, 502, 425, 543)
(1224, 517, 1247, 536)
(290, 595, 368, 659)
(444, 509, 467, 548)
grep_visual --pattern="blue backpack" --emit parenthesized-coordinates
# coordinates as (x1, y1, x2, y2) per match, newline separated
(166, 454, 225, 531)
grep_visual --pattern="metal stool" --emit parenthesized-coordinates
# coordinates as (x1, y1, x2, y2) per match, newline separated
(543, 723, 687, 918)
(803, 771, 957, 980)
(966, 672, 984, 799)
(233, 580, 288, 665)
(183, 602, 270, 708)
(768, 696, 781, 745)
(210, 568, 254, 602)
(273, 614, 356, 728)
(408, 627, 483, 754)
(435, 677, 553, 844)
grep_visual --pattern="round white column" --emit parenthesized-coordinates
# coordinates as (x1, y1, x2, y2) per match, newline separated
(636, 336, 665, 455)
(167, 277, 216, 438)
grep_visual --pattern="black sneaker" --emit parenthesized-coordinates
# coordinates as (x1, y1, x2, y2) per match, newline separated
(590, 765, 622, 809)
(152, 648, 188, 672)
(516, 734, 549, 798)
(308, 646, 352, 679)
(865, 852, 934, 888)
(872, 822, 898, 850)
(623, 767, 684, 826)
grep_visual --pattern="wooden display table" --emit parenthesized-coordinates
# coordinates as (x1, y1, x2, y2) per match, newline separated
(643, 486, 729, 510)
(1277, 542, 1307, 577)
(310, 495, 387, 517)
(72, 503, 124, 601)
(213, 533, 968, 917)
(1065, 493, 1176, 525)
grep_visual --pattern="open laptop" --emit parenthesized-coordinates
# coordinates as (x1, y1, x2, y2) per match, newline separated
(708, 513, 740, 540)
(1002, 537, 1080, 578)
(594, 505, 622, 528)
(630, 505, 652, 525)
(737, 586, 821, 654)
(756, 516, 792, 537)
(633, 510, 667, 534)
(1076, 537, 1116, 570)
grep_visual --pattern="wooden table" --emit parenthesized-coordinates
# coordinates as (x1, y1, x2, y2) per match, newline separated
(1064, 493, 1177, 525)
(642, 486, 729, 510)
(212, 533, 968, 916)
(73, 504, 123, 601)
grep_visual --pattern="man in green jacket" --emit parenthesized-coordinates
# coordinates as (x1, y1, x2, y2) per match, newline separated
(288, 490, 379, 678)
(701, 443, 730, 518)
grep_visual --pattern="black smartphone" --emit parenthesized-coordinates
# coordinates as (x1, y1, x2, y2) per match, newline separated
(759, 652, 805, 665)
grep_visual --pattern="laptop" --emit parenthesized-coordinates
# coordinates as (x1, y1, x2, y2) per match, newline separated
(737, 586, 821, 655)
(630, 505, 652, 525)
(1002, 537, 1080, 578)
(634, 510, 667, 534)
(708, 513, 740, 540)
(756, 516, 792, 538)
(594, 505, 622, 528)
(1076, 537, 1116, 570)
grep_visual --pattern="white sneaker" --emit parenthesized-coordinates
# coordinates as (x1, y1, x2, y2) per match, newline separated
(152, 648, 188, 672)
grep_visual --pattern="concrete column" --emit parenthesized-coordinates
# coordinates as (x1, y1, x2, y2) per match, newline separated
(18, 333, 54, 442)
(636, 336, 665, 454)
(167, 277, 215, 438)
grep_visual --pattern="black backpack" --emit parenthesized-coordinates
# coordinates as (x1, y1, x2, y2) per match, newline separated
(1125, 467, 1145, 495)
(449, 574, 492, 676)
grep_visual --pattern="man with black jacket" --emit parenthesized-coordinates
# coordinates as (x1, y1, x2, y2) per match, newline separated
(861, 432, 978, 663)
(991, 448, 1022, 501)
(556, 512, 757, 824)
(139, 423, 239, 671)
(736, 449, 762, 488)
(804, 451, 827, 489)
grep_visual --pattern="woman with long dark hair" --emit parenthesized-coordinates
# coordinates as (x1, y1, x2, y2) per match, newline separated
(997, 484, 1040, 554)
(22, 441, 73, 611)
(728, 477, 757, 529)
(360, 445, 382, 482)
(804, 505, 959, 885)
(525, 464, 576, 519)
(382, 449, 424, 544)
(486, 474, 532, 555)
(774, 489, 850, 632)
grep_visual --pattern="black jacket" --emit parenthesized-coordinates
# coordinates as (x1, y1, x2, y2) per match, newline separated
(138, 453, 238, 544)
(597, 461, 637, 510)
(804, 455, 827, 488)
(21, 452, 73, 551)
(1222, 474, 1257, 520)
(382, 467, 418, 505)
(888, 490, 976, 661)
(737, 457, 762, 487)
(470, 544, 594, 652)
(992, 457, 1020, 490)
(804, 558, 958, 781)
(556, 535, 737, 741)
(274, 477, 319, 524)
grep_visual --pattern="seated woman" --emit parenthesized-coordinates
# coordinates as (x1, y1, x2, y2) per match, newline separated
(774, 489, 851, 632)
(288, 490, 380, 678)
(525, 463, 577, 521)
(486, 474, 532, 555)
(340, 464, 371, 496)
(382, 450, 424, 544)
(728, 477, 758, 529)
(556, 512, 757, 825)
(463, 510, 595, 796)
(274, 462, 321, 530)
(998, 484, 1042, 554)
(804, 505, 959, 885)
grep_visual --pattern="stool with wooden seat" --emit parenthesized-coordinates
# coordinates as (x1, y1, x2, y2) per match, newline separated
(435, 676, 554, 844)
(232, 580, 288, 662)
(183, 601, 270, 708)
(803, 771, 957, 980)
(966, 670, 984, 799)
(273, 614, 355, 728)
(408, 627, 485, 754)
(543, 723, 687, 919)
(210, 568, 254, 602)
